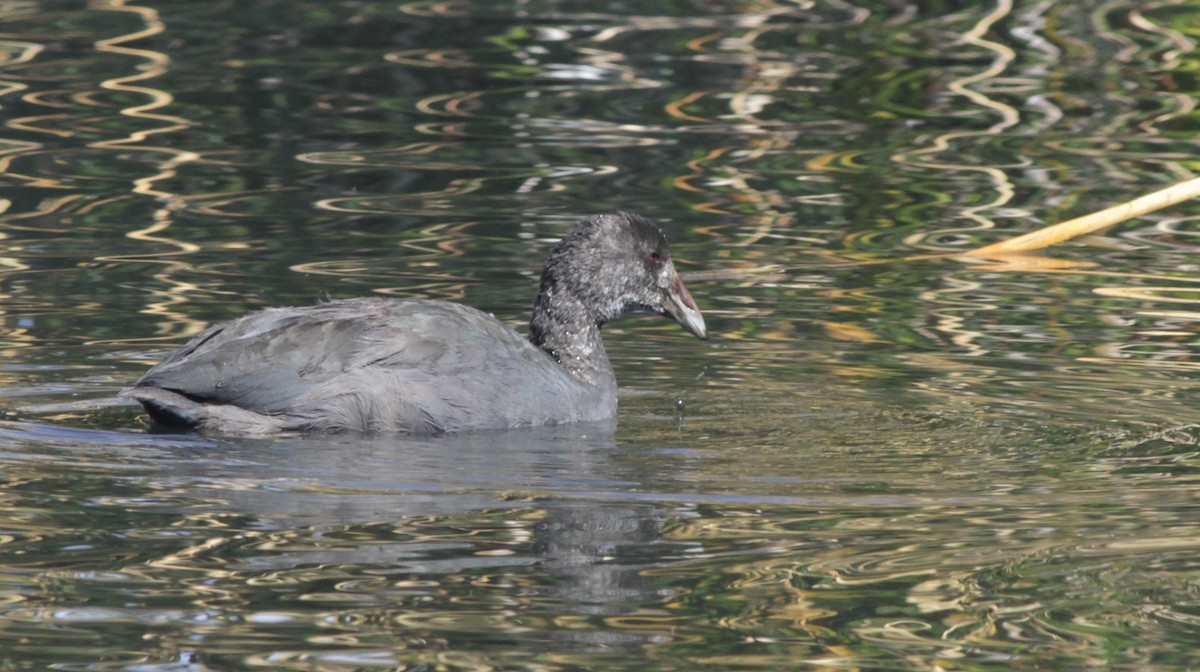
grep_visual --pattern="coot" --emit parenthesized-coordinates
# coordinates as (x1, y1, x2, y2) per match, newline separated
(121, 212, 707, 435)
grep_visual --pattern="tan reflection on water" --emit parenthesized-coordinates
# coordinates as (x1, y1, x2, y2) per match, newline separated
(0, 2, 214, 342)
(89, 2, 209, 340)
(672, 0, 1200, 425)
(893, 0, 1019, 249)
(0, 37, 52, 187)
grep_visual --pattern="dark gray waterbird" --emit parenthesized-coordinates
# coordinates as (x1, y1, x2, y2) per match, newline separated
(121, 212, 707, 435)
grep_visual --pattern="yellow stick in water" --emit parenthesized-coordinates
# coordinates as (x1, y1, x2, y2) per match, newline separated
(970, 176, 1200, 256)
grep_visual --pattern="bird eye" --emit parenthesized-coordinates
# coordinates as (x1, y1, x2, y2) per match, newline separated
(648, 252, 661, 264)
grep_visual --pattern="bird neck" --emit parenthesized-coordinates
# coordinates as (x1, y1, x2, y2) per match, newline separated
(529, 284, 617, 390)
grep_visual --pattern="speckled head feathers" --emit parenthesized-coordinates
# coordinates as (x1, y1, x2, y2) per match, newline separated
(530, 211, 705, 366)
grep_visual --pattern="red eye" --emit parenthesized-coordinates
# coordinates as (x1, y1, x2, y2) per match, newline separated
(648, 252, 661, 263)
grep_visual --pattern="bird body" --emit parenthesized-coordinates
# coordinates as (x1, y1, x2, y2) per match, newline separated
(128, 298, 614, 434)
(122, 212, 706, 435)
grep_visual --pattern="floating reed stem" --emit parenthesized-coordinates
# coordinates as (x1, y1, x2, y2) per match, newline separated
(969, 176, 1200, 256)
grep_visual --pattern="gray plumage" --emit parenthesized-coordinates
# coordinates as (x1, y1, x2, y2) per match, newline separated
(121, 212, 707, 435)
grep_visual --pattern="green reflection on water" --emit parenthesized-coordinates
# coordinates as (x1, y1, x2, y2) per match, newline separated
(0, 0, 1199, 669)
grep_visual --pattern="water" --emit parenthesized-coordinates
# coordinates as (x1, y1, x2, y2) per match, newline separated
(2, 0, 1200, 668)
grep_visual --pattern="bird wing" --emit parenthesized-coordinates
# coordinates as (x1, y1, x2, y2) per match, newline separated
(129, 298, 575, 430)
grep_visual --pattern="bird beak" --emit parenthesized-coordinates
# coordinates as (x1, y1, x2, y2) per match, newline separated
(664, 271, 707, 340)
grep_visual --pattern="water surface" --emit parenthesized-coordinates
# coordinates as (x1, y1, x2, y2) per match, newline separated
(1, 0, 1199, 669)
